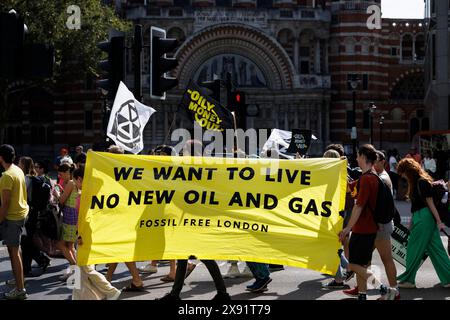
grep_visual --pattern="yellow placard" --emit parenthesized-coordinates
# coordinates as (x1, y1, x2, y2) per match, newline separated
(77, 151, 347, 275)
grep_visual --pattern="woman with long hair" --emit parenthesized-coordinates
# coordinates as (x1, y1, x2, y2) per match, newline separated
(396, 158, 450, 288)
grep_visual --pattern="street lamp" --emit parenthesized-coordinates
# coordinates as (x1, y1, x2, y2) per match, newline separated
(379, 115, 385, 150)
(348, 77, 360, 160)
(369, 102, 377, 145)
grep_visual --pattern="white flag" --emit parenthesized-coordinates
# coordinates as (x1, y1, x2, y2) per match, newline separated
(261, 129, 318, 159)
(107, 82, 155, 154)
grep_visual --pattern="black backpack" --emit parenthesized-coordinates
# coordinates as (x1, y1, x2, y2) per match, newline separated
(358, 172, 396, 224)
(29, 176, 51, 211)
(36, 203, 61, 240)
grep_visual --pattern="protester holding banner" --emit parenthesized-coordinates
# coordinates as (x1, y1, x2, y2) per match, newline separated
(322, 147, 353, 289)
(104, 145, 145, 292)
(137, 145, 196, 282)
(396, 158, 450, 288)
(339, 144, 383, 301)
(157, 140, 231, 301)
(72, 166, 122, 300)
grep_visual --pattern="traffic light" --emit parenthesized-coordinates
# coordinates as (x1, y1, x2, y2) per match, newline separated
(231, 90, 247, 129)
(97, 36, 125, 100)
(230, 90, 246, 111)
(150, 26, 179, 100)
(199, 79, 221, 102)
(0, 11, 25, 79)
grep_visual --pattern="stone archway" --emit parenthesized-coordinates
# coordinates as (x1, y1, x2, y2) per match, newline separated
(175, 24, 296, 90)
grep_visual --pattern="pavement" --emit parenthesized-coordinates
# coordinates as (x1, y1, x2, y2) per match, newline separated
(1, 200, 449, 300)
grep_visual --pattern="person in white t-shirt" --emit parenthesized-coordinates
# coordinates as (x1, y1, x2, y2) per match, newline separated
(422, 150, 436, 178)
(388, 149, 399, 198)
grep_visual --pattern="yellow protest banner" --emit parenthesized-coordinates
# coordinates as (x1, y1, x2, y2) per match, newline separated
(77, 151, 347, 275)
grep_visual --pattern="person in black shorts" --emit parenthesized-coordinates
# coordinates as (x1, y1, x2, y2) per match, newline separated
(339, 144, 380, 300)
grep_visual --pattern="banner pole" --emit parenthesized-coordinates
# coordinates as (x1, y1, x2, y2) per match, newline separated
(164, 112, 177, 145)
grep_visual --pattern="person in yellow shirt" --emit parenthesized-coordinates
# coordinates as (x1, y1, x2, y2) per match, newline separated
(0, 144, 29, 300)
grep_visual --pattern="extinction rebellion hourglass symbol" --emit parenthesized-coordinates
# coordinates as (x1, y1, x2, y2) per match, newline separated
(110, 99, 142, 150)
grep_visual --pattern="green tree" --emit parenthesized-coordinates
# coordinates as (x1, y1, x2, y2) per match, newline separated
(0, 0, 131, 143)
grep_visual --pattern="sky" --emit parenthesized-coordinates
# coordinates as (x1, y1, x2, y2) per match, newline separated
(381, 0, 425, 19)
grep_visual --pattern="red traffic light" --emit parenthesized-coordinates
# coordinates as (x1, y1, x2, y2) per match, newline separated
(233, 91, 245, 105)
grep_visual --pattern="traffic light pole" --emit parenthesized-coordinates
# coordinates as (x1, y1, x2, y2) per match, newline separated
(134, 25, 143, 102)
(226, 72, 232, 110)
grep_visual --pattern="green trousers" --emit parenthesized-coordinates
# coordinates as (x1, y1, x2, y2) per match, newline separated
(397, 207, 450, 285)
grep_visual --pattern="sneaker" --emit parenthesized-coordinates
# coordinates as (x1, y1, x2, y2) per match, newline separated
(156, 293, 181, 301)
(246, 277, 272, 293)
(222, 264, 241, 279)
(138, 264, 158, 274)
(211, 292, 231, 301)
(268, 264, 284, 272)
(358, 293, 367, 301)
(398, 282, 416, 289)
(4, 288, 28, 300)
(343, 286, 359, 298)
(385, 288, 398, 300)
(106, 289, 121, 300)
(59, 269, 75, 282)
(323, 280, 350, 290)
(344, 270, 355, 282)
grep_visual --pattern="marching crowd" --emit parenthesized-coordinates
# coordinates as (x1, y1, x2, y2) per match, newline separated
(0, 141, 449, 300)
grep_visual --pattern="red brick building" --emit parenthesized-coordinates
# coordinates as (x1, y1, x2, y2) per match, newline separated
(4, 0, 427, 159)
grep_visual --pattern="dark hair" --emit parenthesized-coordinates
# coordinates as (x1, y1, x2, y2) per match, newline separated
(73, 166, 85, 180)
(358, 144, 377, 164)
(0, 144, 15, 164)
(35, 161, 50, 174)
(58, 163, 74, 173)
(153, 145, 175, 156)
(376, 150, 386, 161)
(325, 144, 345, 157)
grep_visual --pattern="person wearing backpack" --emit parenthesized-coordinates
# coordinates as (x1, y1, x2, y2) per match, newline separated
(396, 158, 450, 289)
(339, 144, 388, 300)
(18, 157, 51, 276)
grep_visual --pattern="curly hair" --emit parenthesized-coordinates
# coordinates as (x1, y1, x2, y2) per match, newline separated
(397, 158, 433, 199)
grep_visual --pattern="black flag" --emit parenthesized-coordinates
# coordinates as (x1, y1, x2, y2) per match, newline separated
(177, 79, 234, 131)
(286, 129, 312, 155)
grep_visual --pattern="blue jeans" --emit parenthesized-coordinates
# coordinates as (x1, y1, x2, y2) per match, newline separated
(246, 262, 270, 280)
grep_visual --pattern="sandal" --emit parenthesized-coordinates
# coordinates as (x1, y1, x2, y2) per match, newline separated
(160, 275, 175, 282)
(122, 283, 145, 292)
(185, 263, 196, 279)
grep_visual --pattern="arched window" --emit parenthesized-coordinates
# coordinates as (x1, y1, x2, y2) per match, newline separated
(360, 38, 370, 55)
(390, 107, 404, 121)
(277, 29, 294, 64)
(391, 73, 424, 100)
(402, 34, 413, 60)
(344, 37, 356, 54)
(415, 34, 425, 60)
(299, 30, 314, 74)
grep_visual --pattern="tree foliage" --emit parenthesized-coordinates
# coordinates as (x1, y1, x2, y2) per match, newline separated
(0, 0, 130, 80)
